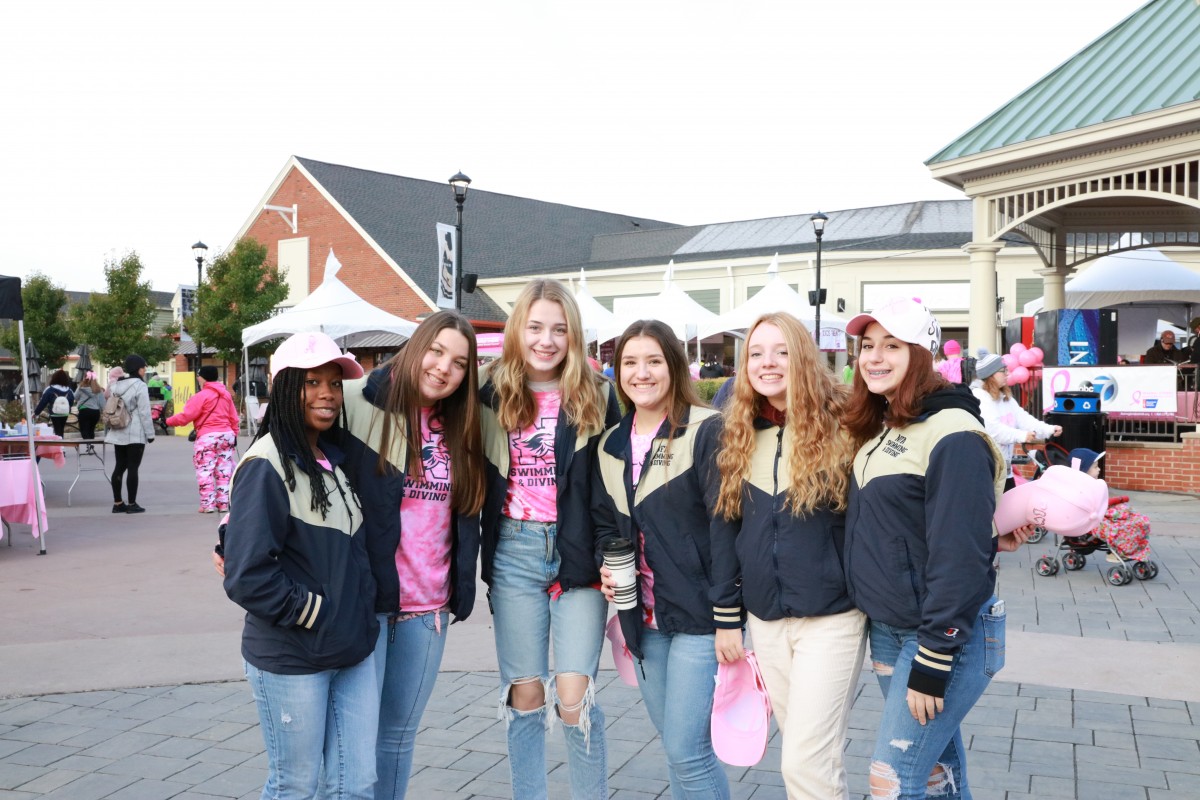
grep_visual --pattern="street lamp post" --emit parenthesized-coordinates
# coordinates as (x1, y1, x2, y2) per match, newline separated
(191, 241, 208, 387)
(810, 212, 828, 347)
(449, 172, 471, 311)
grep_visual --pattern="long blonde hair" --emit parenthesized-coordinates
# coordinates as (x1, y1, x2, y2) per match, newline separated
(491, 279, 607, 433)
(715, 312, 853, 519)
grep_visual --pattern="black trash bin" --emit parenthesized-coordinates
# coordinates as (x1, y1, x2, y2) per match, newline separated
(1044, 391, 1106, 477)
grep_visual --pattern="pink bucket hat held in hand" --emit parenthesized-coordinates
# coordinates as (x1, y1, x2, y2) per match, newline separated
(847, 296, 941, 355)
(270, 332, 363, 380)
(711, 651, 772, 767)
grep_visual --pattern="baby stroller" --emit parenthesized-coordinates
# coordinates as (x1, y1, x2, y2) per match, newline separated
(1016, 443, 1159, 586)
(149, 401, 170, 436)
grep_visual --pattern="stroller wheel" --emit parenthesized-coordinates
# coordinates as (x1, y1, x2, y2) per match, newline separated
(1026, 526, 1047, 544)
(1133, 561, 1159, 581)
(1106, 565, 1132, 586)
(1063, 551, 1086, 571)
(1035, 557, 1058, 577)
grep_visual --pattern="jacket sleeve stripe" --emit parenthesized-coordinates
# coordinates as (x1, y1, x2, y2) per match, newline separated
(914, 645, 953, 672)
(297, 593, 322, 629)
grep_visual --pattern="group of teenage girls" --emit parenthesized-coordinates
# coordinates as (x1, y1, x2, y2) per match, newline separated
(221, 278, 1031, 800)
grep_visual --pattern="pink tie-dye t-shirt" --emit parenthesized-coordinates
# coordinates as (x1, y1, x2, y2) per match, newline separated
(630, 419, 663, 629)
(502, 389, 560, 523)
(395, 406, 454, 613)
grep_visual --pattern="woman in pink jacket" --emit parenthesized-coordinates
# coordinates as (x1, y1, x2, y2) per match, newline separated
(167, 366, 240, 513)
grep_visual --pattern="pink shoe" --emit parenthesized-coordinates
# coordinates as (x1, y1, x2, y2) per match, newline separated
(711, 650, 772, 767)
(605, 615, 638, 688)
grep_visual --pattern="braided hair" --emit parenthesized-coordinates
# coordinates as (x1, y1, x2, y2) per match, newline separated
(256, 366, 341, 519)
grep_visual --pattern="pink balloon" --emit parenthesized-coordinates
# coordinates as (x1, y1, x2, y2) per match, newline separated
(1002, 353, 1019, 369)
(1028, 347, 1044, 366)
(1009, 342, 1028, 355)
(1018, 350, 1039, 368)
(1007, 365, 1030, 385)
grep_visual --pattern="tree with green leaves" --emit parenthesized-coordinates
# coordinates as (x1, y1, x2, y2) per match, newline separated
(0, 273, 75, 369)
(70, 252, 177, 369)
(188, 238, 289, 365)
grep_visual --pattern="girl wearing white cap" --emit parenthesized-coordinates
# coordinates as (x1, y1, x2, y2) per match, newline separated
(842, 297, 1022, 799)
(223, 332, 379, 800)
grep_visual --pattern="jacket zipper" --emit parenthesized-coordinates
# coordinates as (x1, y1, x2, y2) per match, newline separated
(772, 427, 784, 610)
(847, 426, 890, 605)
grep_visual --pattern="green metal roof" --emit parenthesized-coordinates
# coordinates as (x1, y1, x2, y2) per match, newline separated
(928, 0, 1200, 165)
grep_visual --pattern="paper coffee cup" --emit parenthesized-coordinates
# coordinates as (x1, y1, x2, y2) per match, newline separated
(602, 538, 638, 611)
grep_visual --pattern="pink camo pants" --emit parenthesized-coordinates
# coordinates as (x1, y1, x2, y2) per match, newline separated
(193, 431, 238, 512)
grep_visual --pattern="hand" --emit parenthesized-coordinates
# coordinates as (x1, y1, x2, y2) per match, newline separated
(1052, 425, 1063, 437)
(1025, 431, 1038, 443)
(907, 688, 944, 725)
(997, 523, 1037, 552)
(715, 628, 745, 664)
(147, 438, 155, 444)
(599, 565, 616, 603)
(212, 551, 225, 577)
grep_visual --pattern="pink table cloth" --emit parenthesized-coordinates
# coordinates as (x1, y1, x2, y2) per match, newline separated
(0, 459, 47, 537)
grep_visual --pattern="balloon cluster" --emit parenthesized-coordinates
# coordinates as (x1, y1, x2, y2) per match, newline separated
(1002, 343, 1044, 386)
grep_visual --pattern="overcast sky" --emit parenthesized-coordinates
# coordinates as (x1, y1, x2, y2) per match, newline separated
(2, 0, 1149, 293)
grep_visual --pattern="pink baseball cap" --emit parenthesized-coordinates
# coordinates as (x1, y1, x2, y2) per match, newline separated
(711, 652, 772, 767)
(270, 332, 364, 380)
(604, 615, 638, 688)
(847, 296, 941, 355)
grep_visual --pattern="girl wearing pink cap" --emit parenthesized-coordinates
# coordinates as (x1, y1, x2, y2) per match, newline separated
(223, 331, 379, 800)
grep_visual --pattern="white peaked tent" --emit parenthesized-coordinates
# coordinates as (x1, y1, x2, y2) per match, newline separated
(611, 261, 718, 344)
(242, 250, 418, 347)
(573, 269, 622, 344)
(699, 255, 849, 349)
(1023, 248, 1200, 321)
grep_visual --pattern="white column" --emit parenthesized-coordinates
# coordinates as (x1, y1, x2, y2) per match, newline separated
(963, 242, 1003, 354)
(1039, 269, 1068, 311)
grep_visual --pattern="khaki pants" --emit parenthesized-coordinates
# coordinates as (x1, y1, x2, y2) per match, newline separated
(748, 608, 867, 800)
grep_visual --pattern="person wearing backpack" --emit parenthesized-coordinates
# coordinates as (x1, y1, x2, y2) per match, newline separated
(74, 371, 105, 447)
(34, 370, 76, 437)
(106, 355, 155, 514)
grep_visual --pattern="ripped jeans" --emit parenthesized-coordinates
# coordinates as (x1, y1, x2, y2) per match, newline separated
(867, 598, 1005, 800)
(491, 517, 608, 800)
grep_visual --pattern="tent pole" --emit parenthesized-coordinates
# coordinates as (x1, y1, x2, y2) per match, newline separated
(17, 321, 48, 554)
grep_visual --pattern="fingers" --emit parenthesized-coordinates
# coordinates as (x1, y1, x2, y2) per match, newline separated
(907, 689, 942, 725)
(212, 552, 225, 577)
(714, 629, 744, 664)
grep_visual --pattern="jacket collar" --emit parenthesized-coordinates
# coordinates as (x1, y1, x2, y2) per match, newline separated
(602, 405, 695, 458)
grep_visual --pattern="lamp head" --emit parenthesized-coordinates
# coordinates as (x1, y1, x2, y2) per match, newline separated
(449, 171, 471, 202)
(810, 211, 828, 237)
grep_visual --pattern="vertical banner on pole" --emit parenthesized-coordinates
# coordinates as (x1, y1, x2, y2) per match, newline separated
(436, 223, 458, 310)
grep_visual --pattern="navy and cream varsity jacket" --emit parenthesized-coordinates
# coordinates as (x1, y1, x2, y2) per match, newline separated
(709, 414, 856, 629)
(223, 435, 378, 675)
(592, 406, 722, 659)
(340, 368, 482, 621)
(845, 385, 1005, 697)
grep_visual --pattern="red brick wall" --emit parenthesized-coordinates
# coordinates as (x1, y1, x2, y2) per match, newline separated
(241, 167, 434, 322)
(1014, 434, 1200, 495)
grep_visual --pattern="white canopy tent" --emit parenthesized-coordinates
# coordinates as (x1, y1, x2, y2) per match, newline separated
(610, 262, 717, 360)
(240, 251, 418, 434)
(1025, 248, 1200, 319)
(572, 270, 623, 344)
(699, 255, 849, 350)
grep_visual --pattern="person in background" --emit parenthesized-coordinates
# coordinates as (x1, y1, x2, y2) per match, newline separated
(711, 312, 866, 800)
(842, 353, 857, 385)
(479, 278, 619, 800)
(223, 331, 378, 800)
(842, 296, 1022, 800)
(75, 371, 105, 446)
(935, 340, 964, 384)
(1143, 330, 1188, 365)
(971, 350, 1062, 492)
(106, 355, 154, 514)
(167, 365, 240, 514)
(593, 320, 729, 799)
(34, 369, 74, 437)
(340, 310, 486, 800)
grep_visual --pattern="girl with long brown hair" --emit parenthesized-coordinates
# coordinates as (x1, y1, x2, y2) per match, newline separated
(592, 320, 728, 798)
(711, 311, 867, 800)
(340, 309, 486, 799)
(479, 278, 619, 799)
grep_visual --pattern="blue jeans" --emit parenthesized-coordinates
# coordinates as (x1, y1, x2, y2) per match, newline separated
(491, 517, 608, 800)
(373, 611, 448, 800)
(635, 627, 729, 800)
(868, 598, 1005, 800)
(245, 656, 379, 800)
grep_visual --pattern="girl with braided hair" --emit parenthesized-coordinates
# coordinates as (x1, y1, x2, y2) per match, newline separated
(223, 332, 379, 800)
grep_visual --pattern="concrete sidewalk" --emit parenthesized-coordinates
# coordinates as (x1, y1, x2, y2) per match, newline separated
(1, 434, 1198, 798)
